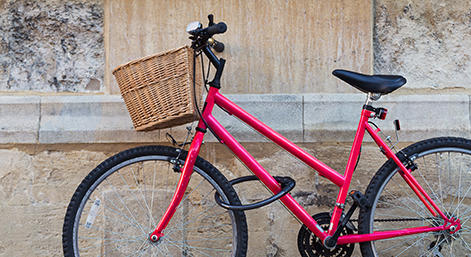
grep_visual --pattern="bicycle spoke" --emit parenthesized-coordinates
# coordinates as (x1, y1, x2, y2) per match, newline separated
(379, 187, 431, 223)
(447, 152, 453, 215)
(376, 232, 426, 255)
(95, 186, 150, 233)
(82, 237, 144, 253)
(150, 161, 158, 230)
(117, 166, 149, 223)
(82, 209, 140, 230)
(456, 235, 471, 252)
(416, 157, 454, 217)
(165, 236, 231, 255)
(450, 184, 471, 223)
(166, 201, 221, 238)
(103, 178, 149, 234)
(165, 187, 218, 237)
(78, 222, 144, 242)
(394, 233, 429, 256)
(420, 236, 447, 257)
(127, 239, 151, 257)
(127, 163, 156, 227)
(169, 237, 233, 243)
(450, 154, 471, 218)
(95, 238, 146, 257)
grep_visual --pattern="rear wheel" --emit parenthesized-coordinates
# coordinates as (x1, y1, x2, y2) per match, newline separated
(63, 145, 248, 256)
(359, 137, 471, 256)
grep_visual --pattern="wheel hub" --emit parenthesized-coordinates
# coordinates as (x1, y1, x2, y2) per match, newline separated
(428, 214, 463, 255)
(149, 232, 164, 244)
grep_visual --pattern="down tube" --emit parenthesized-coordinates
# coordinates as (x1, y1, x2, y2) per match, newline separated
(214, 93, 345, 187)
(204, 114, 327, 239)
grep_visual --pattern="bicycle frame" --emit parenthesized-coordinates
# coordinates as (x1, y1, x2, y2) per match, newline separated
(149, 55, 460, 247)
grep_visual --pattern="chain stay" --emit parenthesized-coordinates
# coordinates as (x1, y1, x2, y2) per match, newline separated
(350, 217, 436, 223)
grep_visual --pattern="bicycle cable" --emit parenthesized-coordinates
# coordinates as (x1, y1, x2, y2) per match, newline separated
(192, 49, 223, 143)
(201, 49, 211, 93)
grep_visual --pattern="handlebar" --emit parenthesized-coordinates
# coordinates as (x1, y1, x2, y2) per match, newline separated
(188, 21, 227, 37)
(188, 15, 227, 89)
(188, 15, 227, 51)
(205, 22, 227, 36)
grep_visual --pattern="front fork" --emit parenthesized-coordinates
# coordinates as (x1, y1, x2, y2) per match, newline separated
(149, 128, 206, 242)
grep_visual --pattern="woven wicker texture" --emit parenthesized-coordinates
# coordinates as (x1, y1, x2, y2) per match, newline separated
(113, 46, 202, 131)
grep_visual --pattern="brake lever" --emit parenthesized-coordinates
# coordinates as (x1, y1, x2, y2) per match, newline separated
(208, 38, 224, 52)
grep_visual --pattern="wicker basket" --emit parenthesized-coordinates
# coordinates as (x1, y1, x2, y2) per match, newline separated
(113, 46, 202, 131)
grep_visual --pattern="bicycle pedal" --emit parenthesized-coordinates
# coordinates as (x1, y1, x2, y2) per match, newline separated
(349, 190, 370, 210)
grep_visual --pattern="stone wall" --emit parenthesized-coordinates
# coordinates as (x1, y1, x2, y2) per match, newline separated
(0, 142, 389, 256)
(374, 0, 471, 91)
(1, 0, 471, 256)
(107, 0, 372, 94)
(0, 0, 104, 92)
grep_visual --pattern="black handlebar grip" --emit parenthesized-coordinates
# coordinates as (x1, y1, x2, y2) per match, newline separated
(212, 41, 225, 52)
(206, 22, 227, 35)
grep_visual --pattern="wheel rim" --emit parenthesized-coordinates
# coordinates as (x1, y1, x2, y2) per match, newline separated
(368, 147, 471, 256)
(72, 155, 238, 256)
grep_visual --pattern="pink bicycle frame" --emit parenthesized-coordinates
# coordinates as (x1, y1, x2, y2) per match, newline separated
(150, 85, 459, 245)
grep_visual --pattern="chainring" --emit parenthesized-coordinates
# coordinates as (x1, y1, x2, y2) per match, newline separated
(297, 212, 354, 257)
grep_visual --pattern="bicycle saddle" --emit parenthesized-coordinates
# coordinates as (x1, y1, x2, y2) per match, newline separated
(332, 69, 406, 94)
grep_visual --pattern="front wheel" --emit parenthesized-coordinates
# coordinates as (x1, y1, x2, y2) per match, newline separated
(359, 137, 471, 256)
(62, 145, 248, 256)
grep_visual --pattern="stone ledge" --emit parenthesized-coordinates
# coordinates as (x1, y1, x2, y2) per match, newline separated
(304, 94, 471, 142)
(39, 95, 161, 144)
(207, 94, 304, 142)
(0, 96, 40, 144)
(0, 94, 469, 144)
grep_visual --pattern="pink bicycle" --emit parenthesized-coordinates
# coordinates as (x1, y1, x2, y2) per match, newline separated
(63, 15, 471, 256)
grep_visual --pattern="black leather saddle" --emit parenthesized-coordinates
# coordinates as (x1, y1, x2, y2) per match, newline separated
(332, 69, 406, 94)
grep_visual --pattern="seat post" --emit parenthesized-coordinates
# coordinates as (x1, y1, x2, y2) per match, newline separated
(365, 92, 381, 106)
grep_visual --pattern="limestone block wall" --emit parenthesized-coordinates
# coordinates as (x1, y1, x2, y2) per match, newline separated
(0, 0, 471, 256)
(374, 0, 471, 91)
(106, 0, 372, 95)
(0, 0, 104, 92)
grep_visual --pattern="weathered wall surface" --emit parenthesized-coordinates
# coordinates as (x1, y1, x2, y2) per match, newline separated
(107, 0, 372, 94)
(0, 0, 471, 256)
(374, 0, 471, 91)
(0, 0, 104, 92)
(0, 147, 108, 255)
(0, 142, 387, 256)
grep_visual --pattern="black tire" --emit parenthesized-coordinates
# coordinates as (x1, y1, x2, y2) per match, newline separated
(63, 145, 248, 256)
(359, 137, 471, 256)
